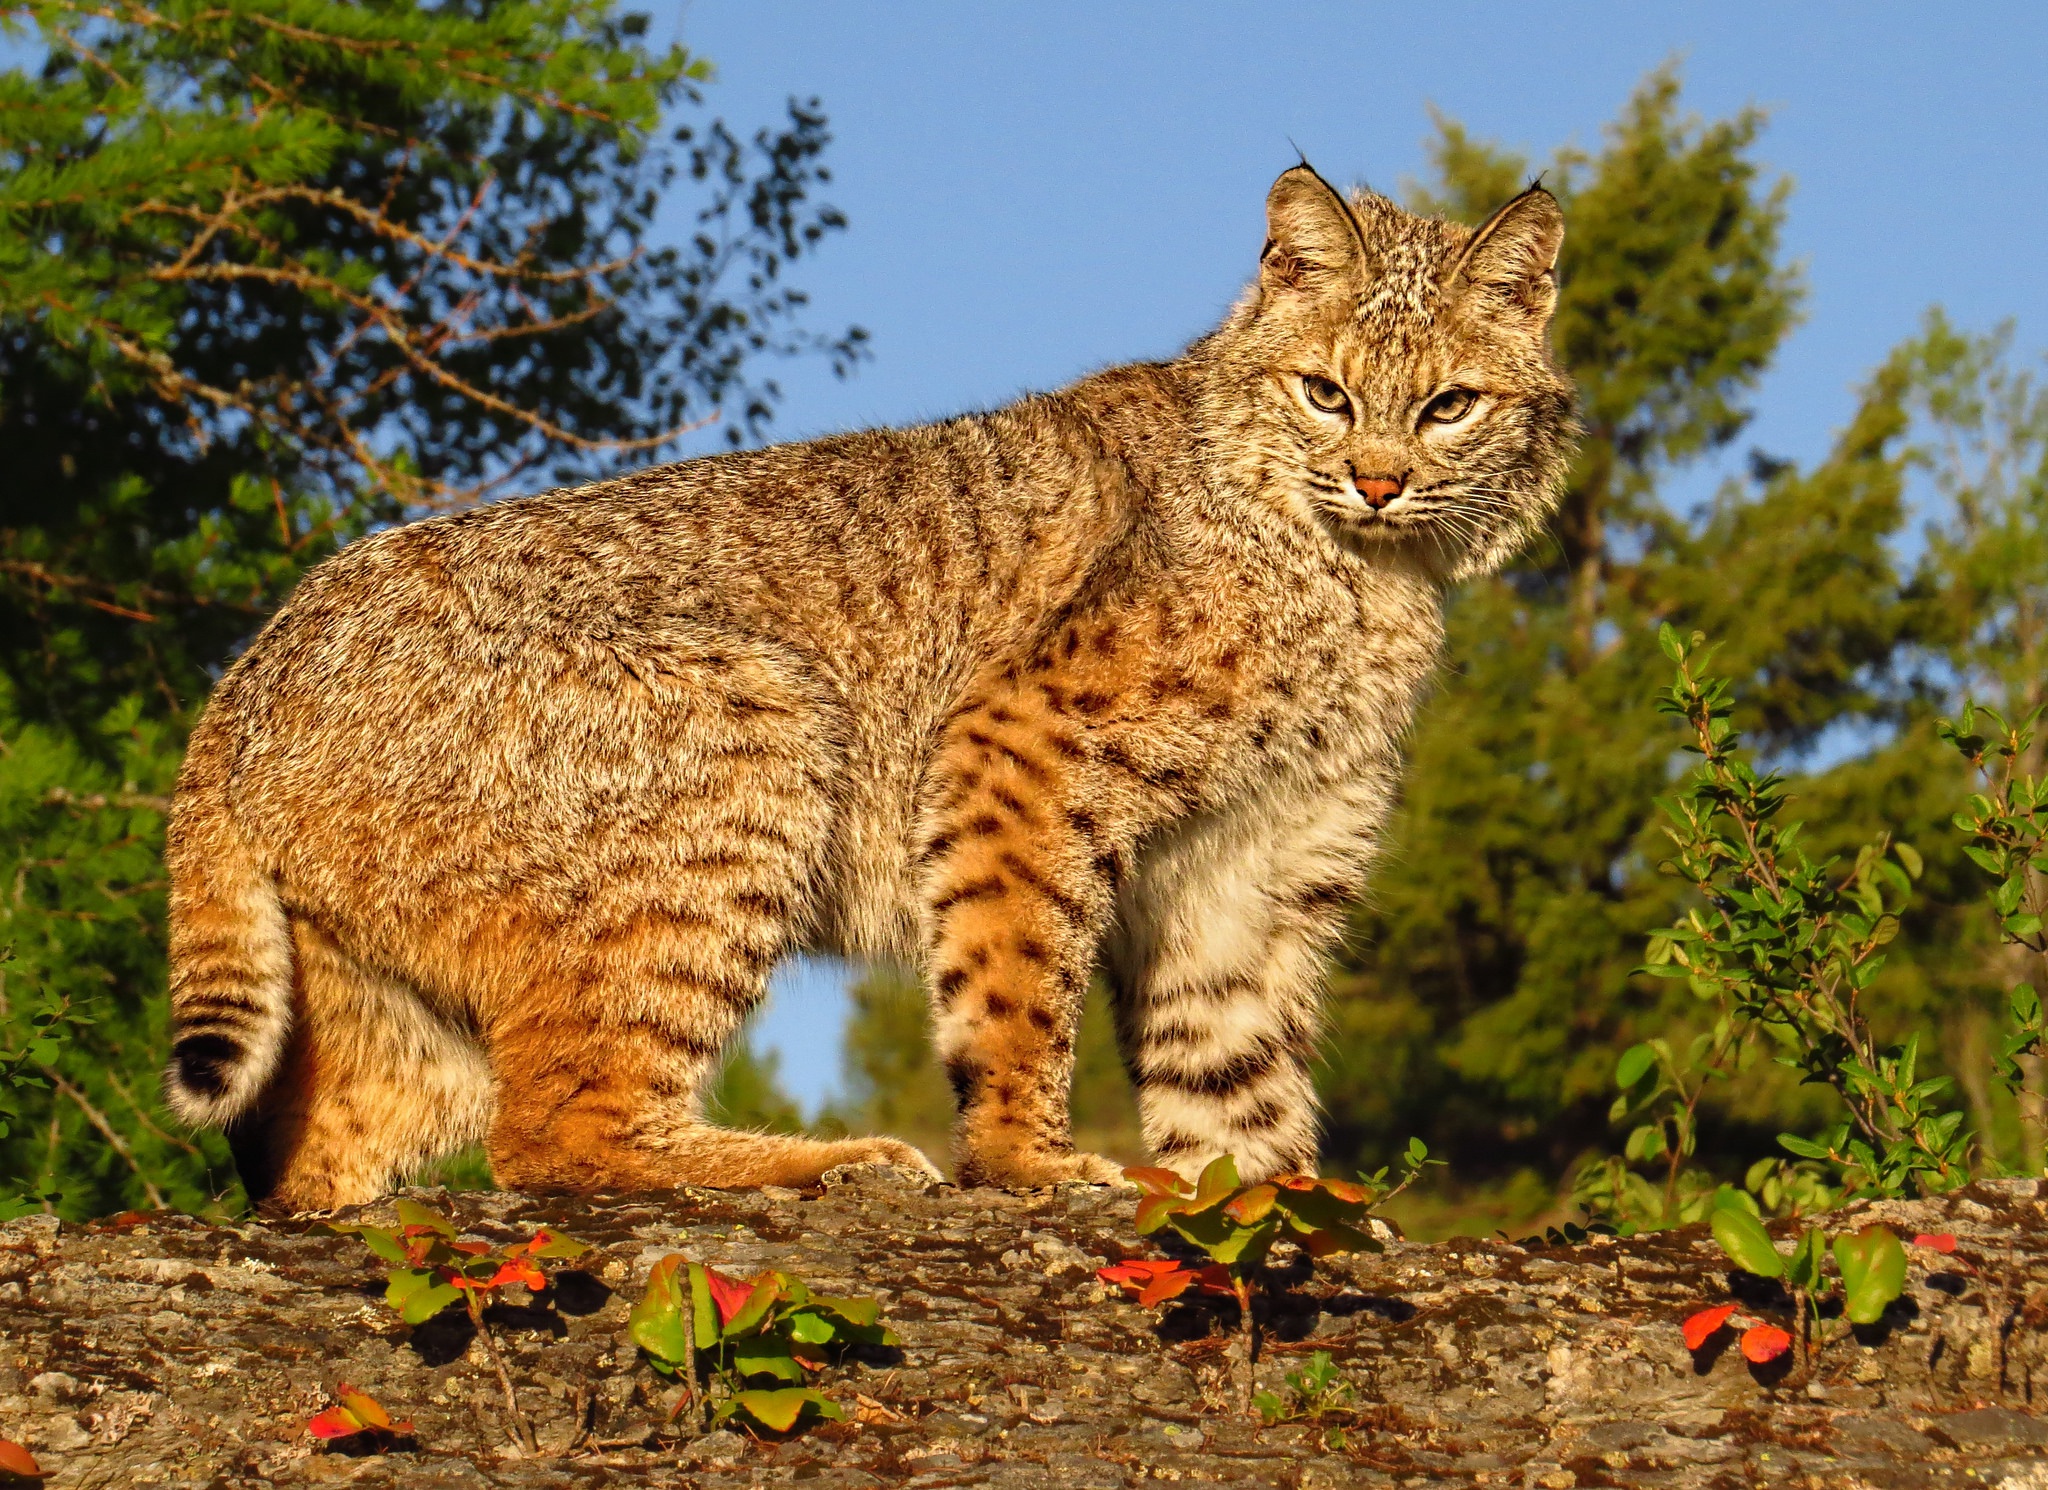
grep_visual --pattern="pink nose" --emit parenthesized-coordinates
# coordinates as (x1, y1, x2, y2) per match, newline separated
(1354, 474, 1403, 509)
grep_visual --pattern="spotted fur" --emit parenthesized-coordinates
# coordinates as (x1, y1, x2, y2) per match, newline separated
(163, 167, 1575, 1207)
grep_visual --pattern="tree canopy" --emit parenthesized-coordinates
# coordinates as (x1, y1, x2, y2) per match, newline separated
(0, 0, 860, 1216)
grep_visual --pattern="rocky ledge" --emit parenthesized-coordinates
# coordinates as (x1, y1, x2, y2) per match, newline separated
(0, 1168, 2043, 1488)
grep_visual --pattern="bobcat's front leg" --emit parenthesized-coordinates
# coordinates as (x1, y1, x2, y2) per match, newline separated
(1105, 781, 1389, 1185)
(919, 678, 1146, 1188)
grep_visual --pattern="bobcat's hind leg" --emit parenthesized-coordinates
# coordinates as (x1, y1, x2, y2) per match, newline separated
(483, 903, 937, 1192)
(239, 916, 495, 1212)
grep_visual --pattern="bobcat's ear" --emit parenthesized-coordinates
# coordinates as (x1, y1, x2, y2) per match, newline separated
(1447, 185, 1563, 329)
(1259, 165, 1367, 298)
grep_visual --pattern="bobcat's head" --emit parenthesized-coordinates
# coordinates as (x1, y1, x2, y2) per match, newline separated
(1203, 165, 1577, 580)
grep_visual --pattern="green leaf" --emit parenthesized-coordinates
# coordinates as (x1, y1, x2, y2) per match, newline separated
(1964, 845, 2003, 874)
(1711, 1205, 1783, 1278)
(786, 1310, 837, 1346)
(807, 1295, 881, 1329)
(721, 1387, 841, 1433)
(628, 1255, 693, 1369)
(1833, 1226, 1907, 1325)
(1187, 1154, 1241, 1213)
(723, 1275, 783, 1338)
(688, 1263, 721, 1351)
(1615, 1043, 1657, 1089)
(1785, 1227, 1827, 1292)
(394, 1273, 462, 1324)
(1892, 841, 1922, 879)
(2005, 913, 2043, 939)
(527, 1230, 590, 1260)
(730, 1342, 807, 1384)
(1658, 623, 1683, 662)
(332, 1223, 409, 1264)
(393, 1199, 457, 1237)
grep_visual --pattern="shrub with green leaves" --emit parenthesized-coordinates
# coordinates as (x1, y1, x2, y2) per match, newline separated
(629, 1256, 895, 1434)
(1940, 703, 2048, 1138)
(1591, 628, 1977, 1215)
(0, 966, 90, 1219)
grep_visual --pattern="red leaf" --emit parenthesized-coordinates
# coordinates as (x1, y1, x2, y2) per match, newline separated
(0, 1439, 43, 1477)
(1138, 1268, 1199, 1306)
(1122, 1166, 1191, 1195)
(701, 1265, 756, 1326)
(335, 1386, 390, 1430)
(447, 1240, 489, 1256)
(1097, 1260, 1179, 1289)
(1740, 1324, 1792, 1363)
(307, 1406, 364, 1441)
(1682, 1303, 1737, 1351)
(486, 1260, 545, 1291)
(1316, 1178, 1370, 1205)
(1189, 1263, 1235, 1296)
(1913, 1232, 1957, 1254)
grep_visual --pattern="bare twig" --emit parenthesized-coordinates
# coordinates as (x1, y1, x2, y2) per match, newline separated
(465, 1290, 538, 1455)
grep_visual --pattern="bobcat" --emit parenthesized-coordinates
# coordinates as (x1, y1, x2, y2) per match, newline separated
(163, 166, 1574, 1210)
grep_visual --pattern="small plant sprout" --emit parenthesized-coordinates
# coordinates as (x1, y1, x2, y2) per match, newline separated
(308, 1385, 414, 1448)
(1106, 1145, 1432, 1415)
(330, 1200, 589, 1455)
(1695, 1191, 1907, 1369)
(1252, 1349, 1356, 1431)
(629, 1255, 896, 1434)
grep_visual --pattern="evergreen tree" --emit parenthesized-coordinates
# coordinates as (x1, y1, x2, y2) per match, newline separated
(0, 0, 860, 1215)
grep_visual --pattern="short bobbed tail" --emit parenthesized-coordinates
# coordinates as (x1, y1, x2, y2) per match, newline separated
(162, 735, 293, 1128)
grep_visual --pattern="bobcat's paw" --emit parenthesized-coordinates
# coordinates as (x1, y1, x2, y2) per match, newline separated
(839, 1136, 945, 1181)
(955, 1148, 1132, 1190)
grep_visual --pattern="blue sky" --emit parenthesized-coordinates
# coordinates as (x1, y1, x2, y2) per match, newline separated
(667, 2, 2048, 1114)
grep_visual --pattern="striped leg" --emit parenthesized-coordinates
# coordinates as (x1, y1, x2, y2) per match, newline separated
(1106, 796, 1370, 1184)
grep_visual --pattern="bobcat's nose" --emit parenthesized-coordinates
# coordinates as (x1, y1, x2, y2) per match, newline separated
(1353, 472, 1405, 510)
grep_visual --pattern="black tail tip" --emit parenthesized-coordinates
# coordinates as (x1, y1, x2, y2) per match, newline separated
(171, 1033, 241, 1097)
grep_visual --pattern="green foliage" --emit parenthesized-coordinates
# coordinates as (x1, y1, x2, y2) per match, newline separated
(0, 955, 89, 1218)
(1939, 704, 2048, 1118)
(0, 1, 860, 1216)
(629, 1254, 893, 1434)
(1640, 627, 1971, 1199)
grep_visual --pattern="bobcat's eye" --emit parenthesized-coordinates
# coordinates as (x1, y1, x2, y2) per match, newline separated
(1420, 387, 1479, 426)
(1300, 375, 1351, 417)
